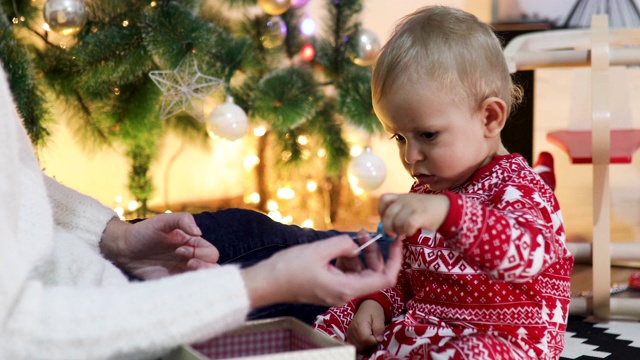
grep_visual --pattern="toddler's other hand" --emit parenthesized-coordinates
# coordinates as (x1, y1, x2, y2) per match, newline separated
(347, 299, 386, 353)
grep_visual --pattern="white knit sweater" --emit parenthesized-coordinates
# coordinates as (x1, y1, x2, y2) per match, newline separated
(0, 68, 250, 359)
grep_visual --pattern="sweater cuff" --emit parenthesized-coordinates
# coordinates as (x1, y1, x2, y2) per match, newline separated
(43, 175, 117, 248)
(351, 291, 394, 321)
(438, 191, 463, 238)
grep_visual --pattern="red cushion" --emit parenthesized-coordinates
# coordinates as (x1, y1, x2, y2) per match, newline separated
(546, 129, 640, 164)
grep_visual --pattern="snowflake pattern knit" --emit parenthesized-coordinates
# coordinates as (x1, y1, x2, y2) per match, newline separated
(314, 154, 574, 360)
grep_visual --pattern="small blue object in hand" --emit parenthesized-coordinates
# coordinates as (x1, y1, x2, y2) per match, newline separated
(353, 222, 395, 253)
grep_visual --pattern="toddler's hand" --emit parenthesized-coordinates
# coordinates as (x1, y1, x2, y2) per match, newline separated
(347, 299, 386, 352)
(378, 193, 450, 238)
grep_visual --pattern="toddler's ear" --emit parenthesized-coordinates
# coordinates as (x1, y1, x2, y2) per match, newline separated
(480, 97, 507, 138)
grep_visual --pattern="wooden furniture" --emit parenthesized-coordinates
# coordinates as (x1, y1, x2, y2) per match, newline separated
(504, 15, 640, 319)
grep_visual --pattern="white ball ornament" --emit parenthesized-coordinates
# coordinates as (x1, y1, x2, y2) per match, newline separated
(206, 95, 248, 141)
(43, 0, 88, 36)
(350, 29, 381, 66)
(348, 147, 387, 191)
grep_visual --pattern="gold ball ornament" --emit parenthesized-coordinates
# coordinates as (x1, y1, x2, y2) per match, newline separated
(261, 16, 287, 49)
(258, 0, 291, 16)
(43, 0, 88, 36)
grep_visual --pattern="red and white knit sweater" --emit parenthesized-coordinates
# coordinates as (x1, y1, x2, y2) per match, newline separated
(314, 154, 574, 359)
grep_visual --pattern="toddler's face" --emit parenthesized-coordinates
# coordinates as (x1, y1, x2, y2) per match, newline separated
(373, 83, 495, 191)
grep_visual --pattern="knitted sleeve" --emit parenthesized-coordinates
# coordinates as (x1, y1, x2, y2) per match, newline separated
(2, 263, 251, 360)
(350, 240, 413, 321)
(438, 184, 567, 283)
(43, 175, 116, 250)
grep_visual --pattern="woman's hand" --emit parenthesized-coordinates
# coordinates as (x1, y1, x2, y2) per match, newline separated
(241, 234, 403, 308)
(335, 229, 385, 273)
(100, 212, 220, 280)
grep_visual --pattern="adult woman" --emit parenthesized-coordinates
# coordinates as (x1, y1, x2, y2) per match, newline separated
(0, 64, 402, 360)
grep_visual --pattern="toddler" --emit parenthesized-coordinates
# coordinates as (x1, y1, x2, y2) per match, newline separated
(314, 6, 574, 360)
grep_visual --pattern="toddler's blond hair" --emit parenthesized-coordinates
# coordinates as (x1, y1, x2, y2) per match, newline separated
(372, 6, 521, 114)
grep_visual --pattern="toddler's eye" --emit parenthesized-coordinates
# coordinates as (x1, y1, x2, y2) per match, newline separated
(421, 132, 437, 140)
(390, 134, 406, 143)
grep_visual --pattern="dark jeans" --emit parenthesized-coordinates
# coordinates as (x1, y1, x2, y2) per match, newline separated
(193, 208, 388, 325)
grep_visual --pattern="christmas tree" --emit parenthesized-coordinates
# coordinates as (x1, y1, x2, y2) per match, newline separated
(0, 0, 385, 224)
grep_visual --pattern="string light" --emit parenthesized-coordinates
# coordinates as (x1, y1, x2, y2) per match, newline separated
(297, 135, 309, 145)
(301, 219, 314, 228)
(300, 16, 316, 36)
(300, 42, 316, 62)
(244, 154, 260, 169)
(267, 200, 279, 211)
(268, 210, 283, 222)
(276, 187, 295, 199)
(114, 207, 125, 219)
(306, 180, 317, 192)
(127, 200, 139, 211)
(253, 126, 267, 137)
(244, 192, 261, 204)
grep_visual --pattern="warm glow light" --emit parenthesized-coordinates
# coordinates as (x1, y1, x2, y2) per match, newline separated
(127, 200, 139, 211)
(317, 148, 326, 158)
(267, 200, 279, 211)
(350, 145, 363, 157)
(268, 210, 283, 222)
(306, 180, 317, 192)
(249, 192, 261, 204)
(301, 219, 314, 228)
(114, 207, 125, 217)
(281, 150, 292, 161)
(277, 187, 295, 200)
(352, 186, 365, 196)
(297, 135, 309, 145)
(254, 126, 267, 137)
(244, 154, 260, 169)
(300, 17, 316, 36)
(348, 174, 366, 196)
(300, 42, 316, 62)
(43, 23, 51, 31)
(122, 20, 129, 27)
(165, 210, 172, 213)
(282, 215, 293, 224)
(115, 195, 123, 203)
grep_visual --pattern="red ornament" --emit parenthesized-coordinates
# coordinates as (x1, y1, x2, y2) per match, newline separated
(300, 43, 315, 62)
